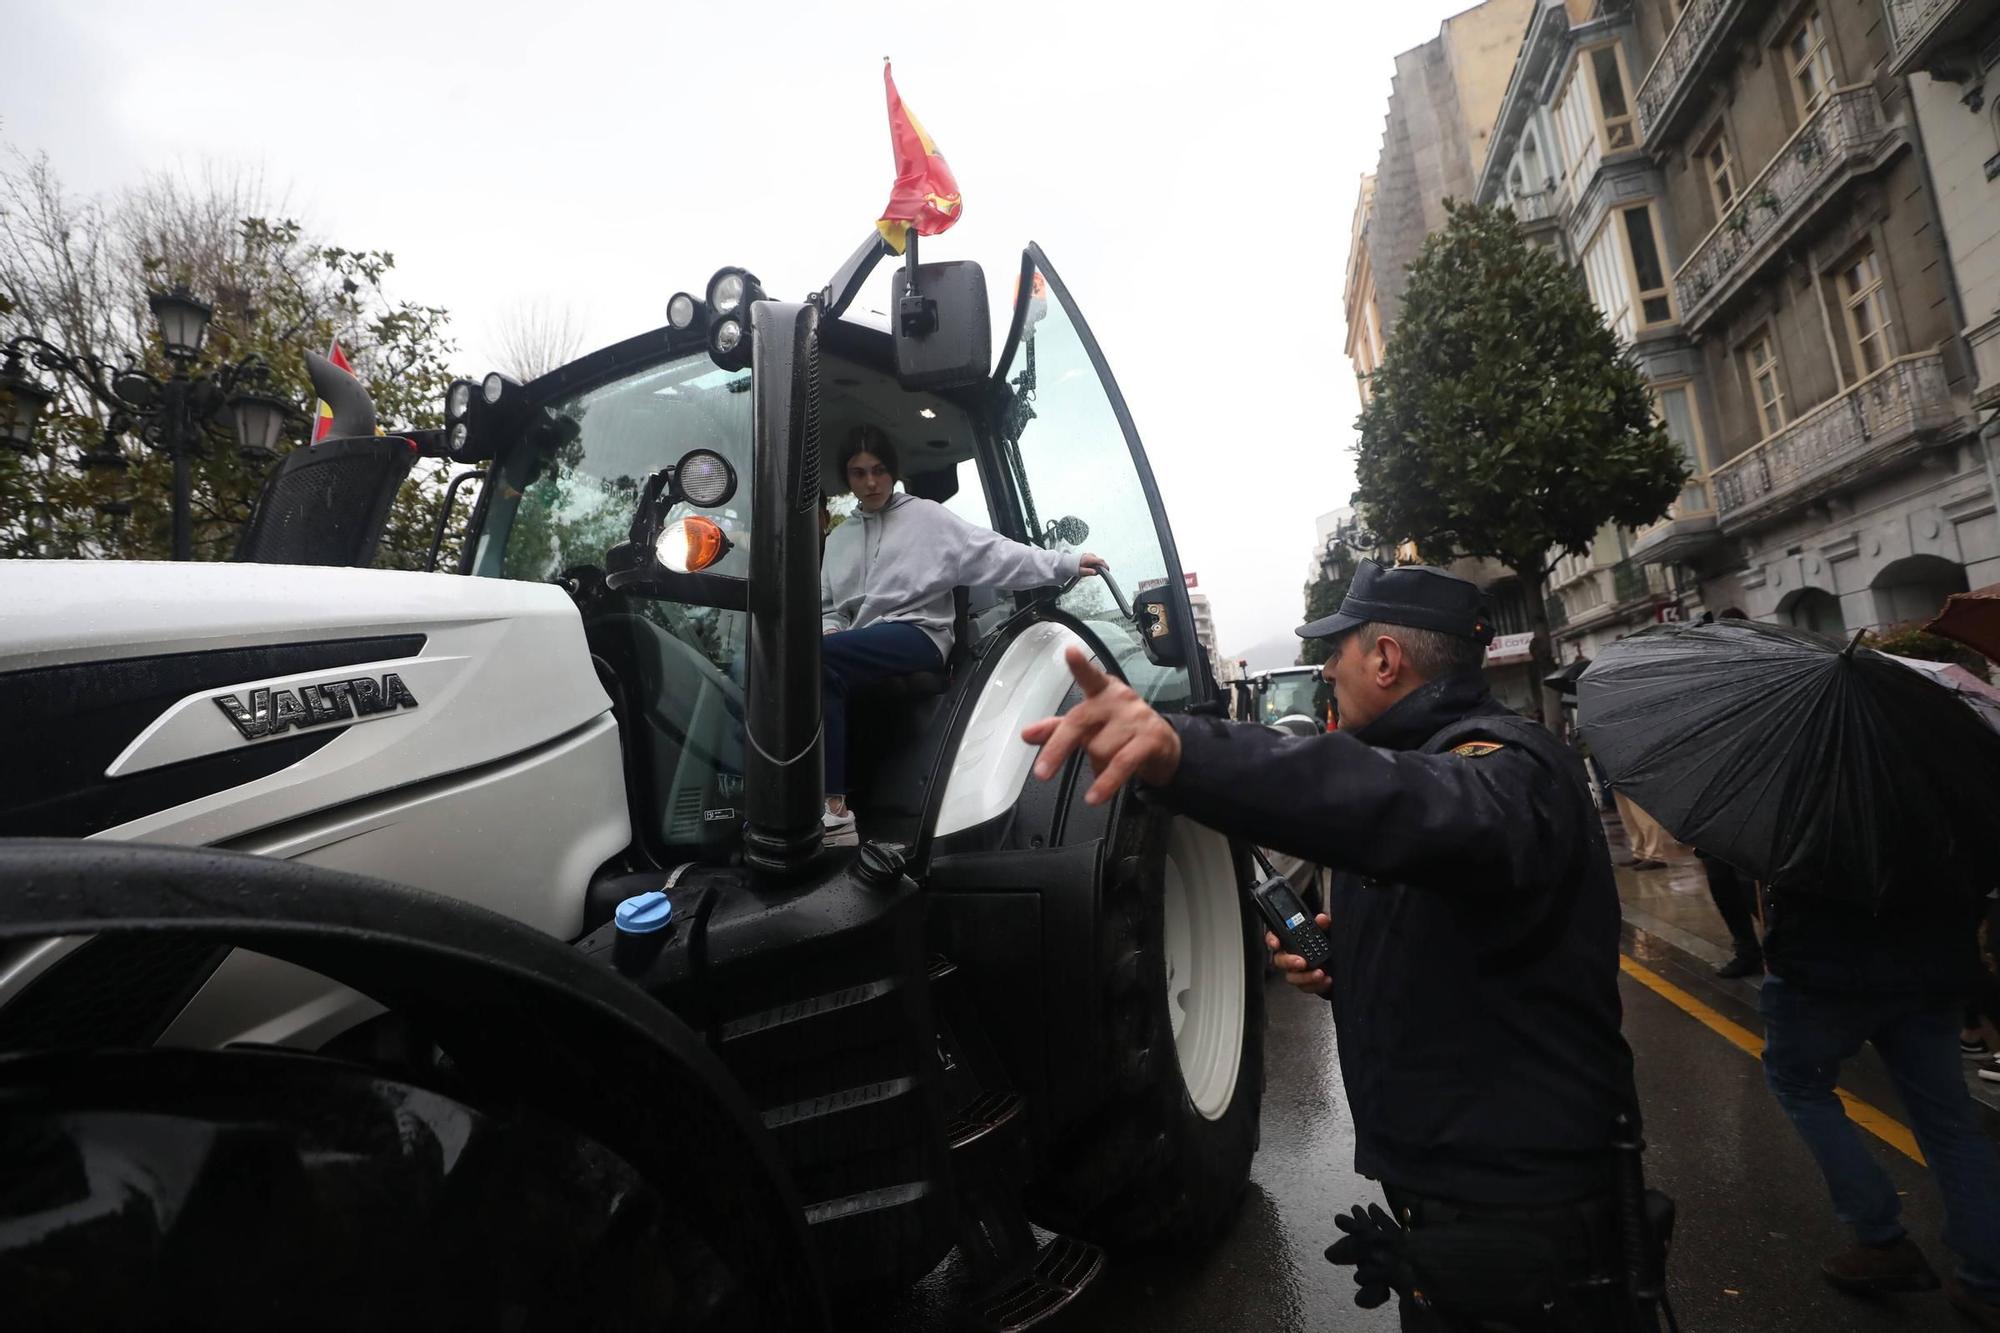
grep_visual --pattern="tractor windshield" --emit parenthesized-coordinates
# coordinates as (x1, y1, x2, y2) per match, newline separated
(1259, 672, 1325, 728)
(473, 353, 752, 587)
(472, 350, 754, 857)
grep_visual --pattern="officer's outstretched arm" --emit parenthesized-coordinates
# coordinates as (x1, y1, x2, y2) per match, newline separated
(1154, 714, 1577, 892)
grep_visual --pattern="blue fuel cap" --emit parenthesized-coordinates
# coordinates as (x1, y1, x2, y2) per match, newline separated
(615, 890, 673, 934)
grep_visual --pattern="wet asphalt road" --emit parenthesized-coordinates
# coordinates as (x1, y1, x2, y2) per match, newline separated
(859, 947, 1989, 1332)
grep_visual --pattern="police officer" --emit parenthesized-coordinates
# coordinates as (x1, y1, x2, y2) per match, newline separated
(1022, 560, 1642, 1331)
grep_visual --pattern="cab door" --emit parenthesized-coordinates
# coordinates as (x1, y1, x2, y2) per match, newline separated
(987, 245, 1211, 712)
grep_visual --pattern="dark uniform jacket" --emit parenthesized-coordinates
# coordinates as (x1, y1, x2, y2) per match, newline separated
(1155, 668, 1636, 1206)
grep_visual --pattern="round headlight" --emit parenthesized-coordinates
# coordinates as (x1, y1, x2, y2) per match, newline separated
(656, 515, 730, 573)
(713, 319, 744, 355)
(676, 448, 736, 507)
(447, 381, 471, 420)
(709, 272, 746, 315)
(482, 372, 506, 404)
(667, 292, 697, 330)
(449, 422, 469, 453)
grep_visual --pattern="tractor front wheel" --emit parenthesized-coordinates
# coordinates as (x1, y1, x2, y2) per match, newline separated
(1029, 808, 1266, 1250)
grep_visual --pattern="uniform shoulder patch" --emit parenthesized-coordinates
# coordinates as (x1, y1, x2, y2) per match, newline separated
(1450, 740, 1506, 758)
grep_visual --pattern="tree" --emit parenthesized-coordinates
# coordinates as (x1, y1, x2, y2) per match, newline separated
(0, 147, 460, 568)
(1862, 624, 1992, 683)
(1353, 199, 1688, 723)
(490, 297, 585, 382)
(1298, 566, 1351, 666)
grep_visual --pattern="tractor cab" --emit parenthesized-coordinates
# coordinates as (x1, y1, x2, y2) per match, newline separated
(1252, 665, 1332, 735)
(455, 238, 1213, 871)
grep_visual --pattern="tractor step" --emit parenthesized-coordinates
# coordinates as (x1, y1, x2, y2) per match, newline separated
(970, 1234, 1106, 1333)
(945, 1088, 1022, 1150)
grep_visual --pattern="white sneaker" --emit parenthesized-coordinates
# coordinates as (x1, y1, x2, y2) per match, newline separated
(1978, 1056, 2000, 1085)
(822, 809, 859, 847)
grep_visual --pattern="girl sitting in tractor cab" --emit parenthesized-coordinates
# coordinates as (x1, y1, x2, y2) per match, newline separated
(819, 424, 1106, 846)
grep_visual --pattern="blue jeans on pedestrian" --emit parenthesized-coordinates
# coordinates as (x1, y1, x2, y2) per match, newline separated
(821, 622, 944, 796)
(1760, 974, 2000, 1294)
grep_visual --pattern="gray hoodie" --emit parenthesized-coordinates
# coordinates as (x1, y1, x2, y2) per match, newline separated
(820, 491, 1081, 662)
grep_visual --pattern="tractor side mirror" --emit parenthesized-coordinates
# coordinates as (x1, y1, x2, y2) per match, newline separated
(891, 260, 989, 391)
(1133, 585, 1188, 669)
(1047, 515, 1090, 547)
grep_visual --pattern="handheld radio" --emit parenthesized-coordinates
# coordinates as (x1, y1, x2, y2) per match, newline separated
(1252, 872, 1332, 970)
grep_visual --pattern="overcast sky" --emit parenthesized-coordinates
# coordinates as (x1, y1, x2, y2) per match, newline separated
(4, 0, 1481, 663)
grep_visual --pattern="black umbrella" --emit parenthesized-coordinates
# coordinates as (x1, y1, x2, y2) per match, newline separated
(1576, 618, 2000, 905)
(1544, 657, 1590, 696)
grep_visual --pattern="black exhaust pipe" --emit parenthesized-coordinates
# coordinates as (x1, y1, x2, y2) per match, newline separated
(303, 349, 378, 439)
(743, 300, 827, 876)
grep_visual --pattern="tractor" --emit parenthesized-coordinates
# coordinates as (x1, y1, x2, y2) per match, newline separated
(1244, 664, 1333, 737)
(0, 235, 1266, 1329)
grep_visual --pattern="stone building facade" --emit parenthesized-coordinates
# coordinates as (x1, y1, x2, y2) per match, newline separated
(1891, 0, 2000, 454)
(1621, 0, 1998, 633)
(1469, 0, 2000, 644)
(1345, 177, 1387, 406)
(1345, 0, 1538, 375)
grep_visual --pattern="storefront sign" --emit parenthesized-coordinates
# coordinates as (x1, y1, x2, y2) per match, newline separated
(1484, 631, 1535, 666)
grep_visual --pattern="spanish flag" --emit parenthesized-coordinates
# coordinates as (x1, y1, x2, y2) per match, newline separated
(876, 61, 962, 255)
(310, 340, 355, 444)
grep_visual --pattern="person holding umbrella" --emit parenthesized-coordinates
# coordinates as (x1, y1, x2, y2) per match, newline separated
(1579, 619, 2000, 1325)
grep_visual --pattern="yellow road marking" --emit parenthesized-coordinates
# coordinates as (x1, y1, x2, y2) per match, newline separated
(1617, 955, 1926, 1166)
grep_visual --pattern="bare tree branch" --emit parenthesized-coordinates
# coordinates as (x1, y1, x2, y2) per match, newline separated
(487, 297, 586, 381)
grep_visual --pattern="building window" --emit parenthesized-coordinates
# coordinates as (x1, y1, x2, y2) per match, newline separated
(1653, 383, 1710, 513)
(1836, 246, 1893, 378)
(1590, 44, 1638, 151)
(1521, 128, 1546, 191)
(1699, 127, 1738, 220)
(1745, 330, 1787, 438)
(1582, 225, 1635, 343)
(1621, 206, 1675, 327)
(1784, 10, 1836, 121)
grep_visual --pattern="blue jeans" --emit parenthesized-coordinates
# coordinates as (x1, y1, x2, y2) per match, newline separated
(1761, 975, 2000, 1294)
(821, 622, 943, 795)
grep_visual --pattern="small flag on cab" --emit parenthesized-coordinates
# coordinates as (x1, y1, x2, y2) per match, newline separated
(876, 59, 963, 256)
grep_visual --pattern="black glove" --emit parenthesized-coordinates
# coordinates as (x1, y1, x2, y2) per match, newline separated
(1324, 1203, 1416, 1311)
(1327, 1201, 1570, 1319)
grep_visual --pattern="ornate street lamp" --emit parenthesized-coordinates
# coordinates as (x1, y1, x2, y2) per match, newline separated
(0, 352, 52, 451)
(148, 287, 214, 362)
(2, 288, 299, 559)
(230, 390, 292, 464)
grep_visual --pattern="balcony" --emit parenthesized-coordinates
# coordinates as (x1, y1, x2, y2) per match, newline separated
(1885, 0, 1996, 78)
(1711, 352, 1960, 531)
(1631, 501, 1722, 566)
(1611, 559, 1654, 606)
(1507, 189, 1556, 224)
(1633, 0, 1760, 150)
(1673, 89, 1898, 336)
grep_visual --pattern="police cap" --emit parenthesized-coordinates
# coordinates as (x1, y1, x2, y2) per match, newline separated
(1296, 559, 1495, 646)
